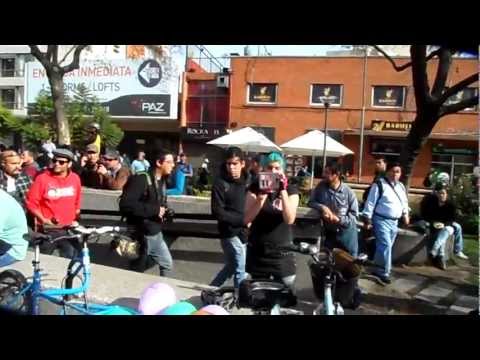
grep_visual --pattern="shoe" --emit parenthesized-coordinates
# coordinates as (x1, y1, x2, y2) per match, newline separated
(434, 256, 447, 270)
(455, 252, 469, 260)
(376, 274, 392, 285)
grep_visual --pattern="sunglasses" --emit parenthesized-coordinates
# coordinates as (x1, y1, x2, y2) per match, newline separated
(53, 158, 70, 165)
(104, 158, 117, 161)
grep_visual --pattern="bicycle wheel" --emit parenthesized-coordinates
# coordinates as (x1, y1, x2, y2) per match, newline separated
(0, 270, 29, 313)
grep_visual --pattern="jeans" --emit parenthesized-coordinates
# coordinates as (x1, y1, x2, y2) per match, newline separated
(144, 231, 173, 277)
(431, 222, 464, 257)
(0, 253, 17, 268)
(210, 236, 246, 289)
(39, 229, 80, 260)
(372, 216, 398, 278)
(325, 222, 359, 257)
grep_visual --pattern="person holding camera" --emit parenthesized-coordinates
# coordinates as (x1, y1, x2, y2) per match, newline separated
(244, 151, 299, 291)
(119, 149, 175, 277)
(210, 147, 249, 290)
(79, 144, 104, 189)
(361, 162, 409, 284)
(308, 163, 359, 257)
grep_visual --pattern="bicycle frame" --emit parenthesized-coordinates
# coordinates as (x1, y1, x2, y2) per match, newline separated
(4, 228, 137, 315)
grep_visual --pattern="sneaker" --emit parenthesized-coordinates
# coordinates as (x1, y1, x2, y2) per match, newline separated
(455, 252, 469, 260)
(376, 275, 392, 285)
(434, 256, 447, 270)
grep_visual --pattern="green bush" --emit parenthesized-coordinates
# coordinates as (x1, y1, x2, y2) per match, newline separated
(450, 174, 479, 235)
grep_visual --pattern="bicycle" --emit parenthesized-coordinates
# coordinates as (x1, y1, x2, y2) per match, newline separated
(0, 225, 139, 315)
(201, 242, 377, 315)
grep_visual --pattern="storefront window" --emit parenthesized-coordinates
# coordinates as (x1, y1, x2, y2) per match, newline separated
(310, 84, 343, 106)
(370, 138, 403, 163)
(431, 151, 477, 183)
(372, 86, 406, 108)
(445, 87, 478, 111)
(247, 83, 277, 104)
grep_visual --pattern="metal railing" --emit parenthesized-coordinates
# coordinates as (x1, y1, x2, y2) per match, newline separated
(187, 45, 229, 73)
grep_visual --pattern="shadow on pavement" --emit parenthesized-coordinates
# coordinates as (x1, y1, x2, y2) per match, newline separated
(170, 249, 224, 264)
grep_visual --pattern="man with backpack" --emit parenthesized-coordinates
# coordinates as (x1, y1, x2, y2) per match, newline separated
(362, 162, 409, 285)
(119, 149, 175, 276)
(361, 155, 387, 208)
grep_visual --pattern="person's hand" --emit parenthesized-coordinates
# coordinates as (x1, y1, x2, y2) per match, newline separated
(256, 193, 268, 203)
(42, 218, 55, 226)
(159, 206, 166, 219)
(279, 174, 288, 192)
(80, 156, 87, 167)
(403, 214, 410, 226)
(97, 164, 108, 176)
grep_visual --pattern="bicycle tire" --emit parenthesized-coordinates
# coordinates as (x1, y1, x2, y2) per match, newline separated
(0, 269, 29, 313)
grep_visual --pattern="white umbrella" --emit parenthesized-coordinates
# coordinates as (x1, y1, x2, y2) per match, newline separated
(280, 130, 354, 187)
(207, 127, 281, 153)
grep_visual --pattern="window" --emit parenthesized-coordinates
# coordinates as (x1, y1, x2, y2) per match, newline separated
(0, 58, 15, 77)
(431, 146, 478, 182)
(310, 84, 343, 106)
(372, 86, 406, 108)
(247, 83, 277, 104)
(444, 87, 478, 111)
(370, 138, 404, 163)
(0, 88, 15, 109)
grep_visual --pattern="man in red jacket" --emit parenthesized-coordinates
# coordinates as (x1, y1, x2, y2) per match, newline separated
(26, 148, 82, 259)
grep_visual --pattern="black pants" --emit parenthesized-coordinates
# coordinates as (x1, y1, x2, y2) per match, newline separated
(39, 229, 81, 260)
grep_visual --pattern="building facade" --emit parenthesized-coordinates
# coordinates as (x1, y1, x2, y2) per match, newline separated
(227, 56, 479, 187)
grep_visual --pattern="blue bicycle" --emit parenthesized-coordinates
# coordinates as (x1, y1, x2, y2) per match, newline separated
(0, 225, 139, 315)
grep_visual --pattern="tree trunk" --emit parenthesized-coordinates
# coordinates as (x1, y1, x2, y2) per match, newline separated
(48, 69, 70, 145)
(398, 109, 439, 189)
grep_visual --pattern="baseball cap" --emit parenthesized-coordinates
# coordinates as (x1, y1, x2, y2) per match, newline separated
(85, 144, 99, 153)
(52, 148, 75, 161)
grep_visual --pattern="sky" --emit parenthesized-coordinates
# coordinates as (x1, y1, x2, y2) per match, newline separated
(204, 45, 344, 57)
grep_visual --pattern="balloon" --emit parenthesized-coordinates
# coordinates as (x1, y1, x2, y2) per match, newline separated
(138, 283, 177, 315)
(192, 309, 212, 315)
(201, 305, 230, 315)
(159, 301, 197, 315)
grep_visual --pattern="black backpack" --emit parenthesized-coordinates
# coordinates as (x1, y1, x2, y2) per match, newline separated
(361, 178, 384, 212)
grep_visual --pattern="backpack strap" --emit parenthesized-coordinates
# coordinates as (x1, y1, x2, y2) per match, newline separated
(372, 178, 384, 215)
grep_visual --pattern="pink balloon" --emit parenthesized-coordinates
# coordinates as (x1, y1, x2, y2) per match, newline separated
(138, 283, 177, 315)
(201, 305, 230, 315)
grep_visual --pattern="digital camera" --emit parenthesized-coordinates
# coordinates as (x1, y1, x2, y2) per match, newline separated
(162, 208, 175, 224)
(258, 172, 281, 194)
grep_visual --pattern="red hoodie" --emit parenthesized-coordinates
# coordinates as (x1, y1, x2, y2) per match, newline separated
(26, 170, 81, 227)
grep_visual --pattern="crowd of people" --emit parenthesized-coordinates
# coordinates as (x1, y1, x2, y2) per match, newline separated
(0, 130, 471, 308)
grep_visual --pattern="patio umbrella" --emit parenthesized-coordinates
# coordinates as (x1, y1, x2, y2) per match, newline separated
(207, 127, 281, 153)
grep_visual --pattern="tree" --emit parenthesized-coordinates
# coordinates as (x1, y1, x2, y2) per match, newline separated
(30, 85, 124, 150)
(28, 45, 89, 145)
(372, 45, 479, 188)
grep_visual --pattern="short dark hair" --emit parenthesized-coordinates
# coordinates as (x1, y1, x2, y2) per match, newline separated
(374, 155, 387, 162)
(434, 183, 448, 192)
(179, 153, 186, 157)
(224, 147, 245, 161)
(325, 162, 343, 176)
(153, 149, 173, 164)
(386, 161, 402, 171)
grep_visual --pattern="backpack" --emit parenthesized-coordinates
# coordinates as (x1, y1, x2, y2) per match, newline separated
(119, 171, 152, 219)
(362, 178, 384, 213)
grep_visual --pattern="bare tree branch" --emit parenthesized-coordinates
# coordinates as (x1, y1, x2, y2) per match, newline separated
(52, 46, 59, 65)
(59, 46, 77, 65)
(439, 73, 479, 103)
(372, 45, 442, 72)
(439, 96, 478, 117)
(28, 45, 51, 70)
(431, 48, 452, 99)
(61, 45, 88, 74)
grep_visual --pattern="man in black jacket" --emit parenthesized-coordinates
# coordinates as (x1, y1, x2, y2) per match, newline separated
(420, 184, 468, 270)
(209, 147, 248, 289)
(119, 149, 175, 276)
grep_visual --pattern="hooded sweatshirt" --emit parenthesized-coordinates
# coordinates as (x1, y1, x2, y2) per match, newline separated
(26, 170, 81, 227)
(211, 166, 248, 242)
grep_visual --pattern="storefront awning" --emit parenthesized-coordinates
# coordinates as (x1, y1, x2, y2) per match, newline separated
(344, 129, 479, 141)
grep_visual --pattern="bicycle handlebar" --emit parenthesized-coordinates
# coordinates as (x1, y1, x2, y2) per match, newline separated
(70, 225, 126, 235)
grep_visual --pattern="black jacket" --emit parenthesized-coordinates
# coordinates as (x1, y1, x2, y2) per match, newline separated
(420, 193, 456, 225)
(211, 167, 248, 242)
(119, 171, 168, 236)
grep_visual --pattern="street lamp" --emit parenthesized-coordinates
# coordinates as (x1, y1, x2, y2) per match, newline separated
(319, 95, 336, 174)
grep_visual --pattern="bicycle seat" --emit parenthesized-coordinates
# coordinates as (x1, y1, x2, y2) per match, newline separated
(238, 279, 297, 310)
(30, 233, 52, 246)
